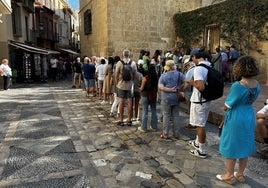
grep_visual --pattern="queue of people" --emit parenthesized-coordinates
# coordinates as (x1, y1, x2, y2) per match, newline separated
(1, 45, 267, 186)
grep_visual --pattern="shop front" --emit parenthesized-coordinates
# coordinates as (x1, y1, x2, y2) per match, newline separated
(8, 40, 59, 83)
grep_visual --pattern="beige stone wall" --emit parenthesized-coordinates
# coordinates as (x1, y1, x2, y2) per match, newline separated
(79, 0, 108, 58)
(79, 0, 201, 60)
(251, 41, 268, 85)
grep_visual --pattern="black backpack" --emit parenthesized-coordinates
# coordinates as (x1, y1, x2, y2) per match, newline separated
(121, 60, 132, 81)
(197, 64, 224, 101)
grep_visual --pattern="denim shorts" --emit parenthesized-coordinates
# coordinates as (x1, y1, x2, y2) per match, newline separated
(98, 79, 104, 88)
(117, 88, 132, 99)
(84, 78, 95, 88)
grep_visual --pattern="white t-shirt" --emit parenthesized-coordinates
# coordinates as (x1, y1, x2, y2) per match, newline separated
(50, 58, 58, 68)
(96, 64, 106, 80)
(190, 61, 211, 103)
(0, 64, 12, 76)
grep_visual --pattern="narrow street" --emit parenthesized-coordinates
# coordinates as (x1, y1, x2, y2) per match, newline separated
(0, 81, 267, 188)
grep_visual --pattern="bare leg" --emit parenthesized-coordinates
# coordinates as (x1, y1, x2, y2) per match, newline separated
(237, 158, 248, 175)
(118, 98, 124, 122)
(127, 98, 133, 122)
(196, 126, 206, 143)
(223, 158, 236, 178)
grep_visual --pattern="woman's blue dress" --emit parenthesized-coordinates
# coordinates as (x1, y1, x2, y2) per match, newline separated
(219, 81, 260, 159)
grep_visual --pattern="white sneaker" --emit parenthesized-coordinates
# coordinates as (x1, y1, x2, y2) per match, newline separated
(137, 127, 146, 132)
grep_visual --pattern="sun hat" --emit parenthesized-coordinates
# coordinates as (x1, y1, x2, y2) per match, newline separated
(164, 60, 175, 71)
(183, 58, 191, 67)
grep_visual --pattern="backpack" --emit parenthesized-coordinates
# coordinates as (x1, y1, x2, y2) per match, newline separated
(197, 64, 224, 101)
(121, 60, 132, 81)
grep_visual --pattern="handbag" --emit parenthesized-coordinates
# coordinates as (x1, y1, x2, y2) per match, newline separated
(177, 90, 186, 102)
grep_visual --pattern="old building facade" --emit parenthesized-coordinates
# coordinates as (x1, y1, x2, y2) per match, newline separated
(79, 0, 267, 84)
(79, 0, 201, 59)
(0, 0, 79, 84)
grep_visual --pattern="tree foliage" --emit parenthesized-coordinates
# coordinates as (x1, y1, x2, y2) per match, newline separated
(173, 0, 268, 54)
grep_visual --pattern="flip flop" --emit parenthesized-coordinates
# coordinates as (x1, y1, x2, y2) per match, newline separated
(216, 174, 236, 185)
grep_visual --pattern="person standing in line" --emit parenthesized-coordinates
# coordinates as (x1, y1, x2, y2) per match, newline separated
(82, 57, 95, 97)
(211, 47, 222, 74)
(187, 51, 212, 158)
(110, 56, 121, 117)
(115, 49, 137, 127)
(72, 57, 82, 88)
(216, 56, 260, 185)
(91, 56, 99, 95)
(158, 60, 185, 139)
(132, 68, 143, 124)
(103, 57, 115, 104)
(138, 65, 159, 132)
(182, 57, 196, 129)
(220, 48, 229, 83)
(0, 59, 12, 90)
(256, 100, 268, 144)
(142, 50, 150, 71)
(96, 58, 106, 102)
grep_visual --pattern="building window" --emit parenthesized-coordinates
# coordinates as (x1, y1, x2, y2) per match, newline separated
(84, 9, 92, 35)
(12, 3, 22, 36)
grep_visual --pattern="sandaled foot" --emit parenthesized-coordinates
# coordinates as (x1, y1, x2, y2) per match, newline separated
(116, 121, 124, 127)
(216, 174, 236, 185)
(189, 149, 207, 159)
(127, 121, 132, 127)
(188, 140, 199, 150)
(234, 172, 245, 183)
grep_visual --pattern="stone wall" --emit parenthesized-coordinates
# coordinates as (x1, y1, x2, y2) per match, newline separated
(251, 41, 268, 85)
(79, 0, 201, 60)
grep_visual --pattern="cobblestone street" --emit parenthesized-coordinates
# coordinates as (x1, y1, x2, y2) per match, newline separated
(0, 81, 267, 188)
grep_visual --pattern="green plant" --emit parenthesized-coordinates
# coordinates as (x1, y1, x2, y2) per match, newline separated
(173, 0, 268, 55)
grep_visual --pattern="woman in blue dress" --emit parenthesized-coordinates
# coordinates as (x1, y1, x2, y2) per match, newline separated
(216, 56, 260, 185)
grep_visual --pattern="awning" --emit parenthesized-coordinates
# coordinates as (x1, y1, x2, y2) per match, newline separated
(58, 48, 79, 55)
(9, 41, 60, 55)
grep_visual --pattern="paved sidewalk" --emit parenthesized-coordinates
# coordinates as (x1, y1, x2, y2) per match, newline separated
(0, 81, 267, 187)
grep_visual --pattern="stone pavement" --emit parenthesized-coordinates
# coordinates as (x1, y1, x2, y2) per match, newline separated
(0, 80, 267, 188)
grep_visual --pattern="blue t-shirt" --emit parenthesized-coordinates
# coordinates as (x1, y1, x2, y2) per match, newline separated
(83, 64, 96, 79)
(159, 71, 185, 105)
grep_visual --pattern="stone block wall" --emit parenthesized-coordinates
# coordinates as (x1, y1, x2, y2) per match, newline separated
(79, 0, 201, 60)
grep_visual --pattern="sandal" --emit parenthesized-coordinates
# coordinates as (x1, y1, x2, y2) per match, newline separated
(189, 149, 207, 159)
(234, 172, 245, 183)
(117, 121, 124, 127)
(216, 174, 236, 185)
(160, 133, 172, 140)
(127, 121, 132, 127)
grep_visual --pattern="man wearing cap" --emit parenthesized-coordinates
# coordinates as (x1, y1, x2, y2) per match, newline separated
(187, 50, 212, 158)
(158, 60, 185, 139)
(256, 100, 268, 144)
